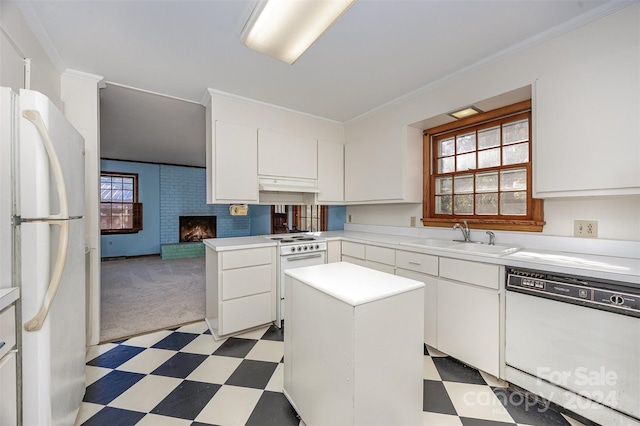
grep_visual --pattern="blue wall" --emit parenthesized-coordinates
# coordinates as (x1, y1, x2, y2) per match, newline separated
(100, 160, 345, 257)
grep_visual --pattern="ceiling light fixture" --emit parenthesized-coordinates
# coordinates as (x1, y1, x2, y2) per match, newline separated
(241, 0, 355, 65)
(448, 106, 483, 119)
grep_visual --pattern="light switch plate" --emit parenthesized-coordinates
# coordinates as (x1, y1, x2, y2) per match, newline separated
(574, 220, 598, 238)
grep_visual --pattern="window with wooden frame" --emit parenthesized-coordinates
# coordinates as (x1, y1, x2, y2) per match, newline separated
(291, 205, 328, 232)
(423, 100, 544, 232)
(100, 172, 143, 234)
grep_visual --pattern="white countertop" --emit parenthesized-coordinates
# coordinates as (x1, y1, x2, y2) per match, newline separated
(0, 288, 19, 311)
(203, 236, 276, 251)
(285, 262, 424, 306)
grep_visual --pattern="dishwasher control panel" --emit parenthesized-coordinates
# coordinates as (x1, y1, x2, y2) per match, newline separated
(507, 267, 640, 317)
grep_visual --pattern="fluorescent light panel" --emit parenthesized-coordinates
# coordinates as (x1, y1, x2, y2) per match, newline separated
(448, 106, 483, 119)
(242, 0, 355, 64)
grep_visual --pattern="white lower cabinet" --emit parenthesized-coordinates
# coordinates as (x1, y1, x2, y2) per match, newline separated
(206, 246, 276, 339)
(327, 240, 341, 263)
(0, 302, 17, 426)
(396, 268, 438, 348)
(437, 258, 503, 377)
(341, 241, 395, 274)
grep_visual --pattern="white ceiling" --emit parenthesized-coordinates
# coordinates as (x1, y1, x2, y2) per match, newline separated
(18, 0, 621, 166)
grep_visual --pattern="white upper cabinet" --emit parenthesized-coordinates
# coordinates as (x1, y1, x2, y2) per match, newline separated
(317, 140, 344, 203)
(533, 10, 639, 197)
(344, 125, 422, 203)
(207, 119, 258, 203)
(258, 129, 317, 180)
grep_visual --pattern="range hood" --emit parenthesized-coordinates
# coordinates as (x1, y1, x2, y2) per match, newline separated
(258, 177, 320, 193)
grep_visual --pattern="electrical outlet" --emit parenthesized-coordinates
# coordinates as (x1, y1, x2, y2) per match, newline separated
(348, 214, 352, 223)
(410, 216, 416, 227)
(574, 220, 598, 238)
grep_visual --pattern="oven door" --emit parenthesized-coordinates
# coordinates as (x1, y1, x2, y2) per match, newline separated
(505, 290, 640, 425)
(277, 252, 326, 328)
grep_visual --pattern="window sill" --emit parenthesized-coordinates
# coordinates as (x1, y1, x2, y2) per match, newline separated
(421, 218, 545, 232)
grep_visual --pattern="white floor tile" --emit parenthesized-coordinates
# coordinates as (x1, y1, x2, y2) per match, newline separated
(176, 321, 209, 335)
(444, 382, 514, 423)
(108, 375, 182, 413)
(236, 325, 270, 340)
(85, 343, 118, 362)
(121, 330, 173, 348)
(245, 339, 284, 363)
(426, 345, 448, 357)
(186, 355, 243, 384)
(424, 356, 441, 381)
(195, 385, 263, 425)
(180, 334, 225, 355)
(74, 402, 103, 426)
(137, 413, 192, 426)
(479, 370, 509, 388)
(85, 366, 111, 386)
(115, 348, 176, 374)
(423, 411, 464, 425)
(561, 413, 587, 426)
(265, 363, 284, 392)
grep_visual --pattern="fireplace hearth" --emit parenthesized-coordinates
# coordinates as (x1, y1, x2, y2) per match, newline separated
(179, 216, 216, 242)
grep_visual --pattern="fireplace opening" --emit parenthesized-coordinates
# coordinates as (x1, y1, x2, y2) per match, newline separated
(179, 216, 216, 242)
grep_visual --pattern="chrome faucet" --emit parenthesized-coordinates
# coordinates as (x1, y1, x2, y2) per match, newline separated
(486, 231, 496, 245)
(453, 220, 471, 242)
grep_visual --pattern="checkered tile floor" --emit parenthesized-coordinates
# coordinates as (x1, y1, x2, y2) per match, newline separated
(76, 321, 586, 426)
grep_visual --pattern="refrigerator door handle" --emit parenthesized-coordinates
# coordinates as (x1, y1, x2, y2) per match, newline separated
(24, 220, 69, 332)
(22, 109, 69, 220)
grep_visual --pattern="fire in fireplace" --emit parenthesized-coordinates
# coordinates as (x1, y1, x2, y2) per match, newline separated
(179, 216, 216, 242)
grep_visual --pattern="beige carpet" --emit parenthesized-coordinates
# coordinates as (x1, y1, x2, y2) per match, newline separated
(100, 255, 205, 343)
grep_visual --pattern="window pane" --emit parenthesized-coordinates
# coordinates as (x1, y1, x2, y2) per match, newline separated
(503, 142, 529, 165)
(435, 177, 452, 195)
(476, 193, 498, 215)
(438, 138, 455, 157)
(478, 148, 500, 169)
(111, 178, 123, 189)
(456, 132, 476, 154)
(454, 174, 473, 194)
(501, 191, 527, 215)
(100, 188, 112, 202)
(438, 157, 454, 173)
(503, 119, 529, 145)
(456, 152, 476, 171)
(100, 203, 112, 229)
(454, 194, 474, 215)
(435, 195, 452, 215)
(122, 190, 134, 202)
(478, 126, 500, 149)
(500, 168, 527, 191)
(476, 172, 498, 192)
(121, 204, 133, 229)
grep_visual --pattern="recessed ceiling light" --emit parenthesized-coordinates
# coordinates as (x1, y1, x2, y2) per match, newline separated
(241, 0, 355, 65)
(448, 106, 483, 120)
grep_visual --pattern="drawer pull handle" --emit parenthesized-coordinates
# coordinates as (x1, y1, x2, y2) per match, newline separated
(408, 261, 421, 265)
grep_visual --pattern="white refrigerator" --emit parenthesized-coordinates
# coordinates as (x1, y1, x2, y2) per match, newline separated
(0, 87, 86, 425)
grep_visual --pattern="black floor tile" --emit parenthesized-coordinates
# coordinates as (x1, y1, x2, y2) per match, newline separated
(213, 337, 258, 358)
(81, 407, 146, 426)
(433, 357, 487, 385)
(152, 332, 199, 351)
(246, 391, 299, 426)
(423, 379, 457, 415)
(460, 417, 516, 426)
(492, 387, 572, 426)
(151, 380, 221, 420)
(83, 370, 146, 405)
(86, 345, 145, 369)
(151, 352, 208, 378)
(225, 359, 279, 389)
(261, 324, 284, 342)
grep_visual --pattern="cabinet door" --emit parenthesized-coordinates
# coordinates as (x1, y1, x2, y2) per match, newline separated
(327, 240, 341, 263)
(317, 141, 344, 202)
(214, 121, 258, 202)
(396, 269, 438, 348)
(221, 292, 272, 335)
(258, 129, 317, 180)
(345, 137, 402, 202)
(437, 279, 499, 377)
(0, 351, 17, 426)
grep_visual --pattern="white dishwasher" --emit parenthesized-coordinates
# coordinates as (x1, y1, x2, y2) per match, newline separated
(505, 267, 640, 426)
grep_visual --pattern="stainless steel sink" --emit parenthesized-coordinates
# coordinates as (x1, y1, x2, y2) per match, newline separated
(400, 239, 521, 257)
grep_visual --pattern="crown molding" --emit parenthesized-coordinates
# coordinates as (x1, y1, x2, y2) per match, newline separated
(15, 1, 66, 72)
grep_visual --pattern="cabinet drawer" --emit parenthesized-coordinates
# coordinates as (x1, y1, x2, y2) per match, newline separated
(364, 260, 395, 275)
(439, 258, 500, 290)
(396, 251, 438, 276)
(221, 292, 272, 335)
(0, 351, 17, 426)
(0, 306, 15, 360)
(342, 241, 365, 259)
(222, 247, 273, 270)
(222, 264, 272, 300)
(365, 245, 395, 266)
(341, 255, 368, 268)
